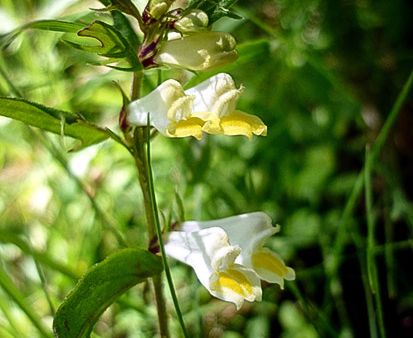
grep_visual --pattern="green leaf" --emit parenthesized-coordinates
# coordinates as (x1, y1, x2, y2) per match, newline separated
(53, 248, 163, 338)
(67, 20, 141, 70)
(0, 20, 85, 49)
(1, 19, 141, 71)
(107, 0, 143, 24)
(111, 10, 141, 50)
(0, 97, 109, 149)
(23, 20, 85, 33)
(75, 21, 127, 57)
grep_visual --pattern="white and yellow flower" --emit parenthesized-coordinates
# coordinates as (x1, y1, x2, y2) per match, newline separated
(164, 226, 262, 310)
(186, 73, 267, 138)
(165, 212, 295, 309)
(127, 73, 267, 140)
(127, 79, 205, 139)
(179, 212, 295, 289)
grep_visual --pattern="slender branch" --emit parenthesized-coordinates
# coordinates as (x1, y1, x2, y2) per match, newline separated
(325, 68, 413, 334)
(145, 125, 189, 338)
(133, 128, 170, 338)
(329, 68, 413, 273)
(130, 71, 170, 338)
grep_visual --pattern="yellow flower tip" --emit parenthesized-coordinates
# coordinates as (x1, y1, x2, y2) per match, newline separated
(284, 267, 296, 281)
(251, 248, 295, 286)
(167, 117, 205, 140)
(210, 267, 261, 310)
(219, 111, 267, 138)
(257, 124, 268, 137)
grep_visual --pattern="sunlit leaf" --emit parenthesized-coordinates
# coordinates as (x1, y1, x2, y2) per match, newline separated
(1, 19, 141, 71)
(0, 20, 85, 49)
(74, 21, 127, 57)
(0, 97, 109, 149)
(53, 248, 163, 338)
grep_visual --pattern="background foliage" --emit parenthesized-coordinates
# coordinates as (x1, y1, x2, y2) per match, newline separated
(0, 0, 412, 337)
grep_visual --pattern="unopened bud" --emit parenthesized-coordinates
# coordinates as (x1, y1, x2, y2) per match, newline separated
(145, 0, 174, 21)
(174, 9, 209, 33)
(154, 31, 238, 71)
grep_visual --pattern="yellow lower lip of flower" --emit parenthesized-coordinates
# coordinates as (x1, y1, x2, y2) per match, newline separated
(167, 117, 205, 140)
(211, 269, 253, 297)
(217, 111, 267, 138)
(252, 249, 295, 284)
(201, 118, 222, 134)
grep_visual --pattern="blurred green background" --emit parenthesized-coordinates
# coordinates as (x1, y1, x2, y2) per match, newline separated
(0, 0, 412, 337)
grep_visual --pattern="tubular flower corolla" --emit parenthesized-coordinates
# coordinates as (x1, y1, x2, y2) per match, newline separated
(165, 226, 262, 309)
(165, 212, 295, 309)
(127, 79, 205, 139)
(186, 73, 267, 138)
(127, 73, 267, 139)
(179, 212, 296, 288)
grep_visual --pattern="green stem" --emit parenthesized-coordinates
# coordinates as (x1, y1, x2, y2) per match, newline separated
(130, 71, 170, 338)
(145, 126, 189, 338)
(130, 70, 188, 337)
(364, 148, 378, 338)
(365, 146, 376, 294)
(328, 68, 413, 285)
(365, 149, 386, 338)
(133, 128, 170, 338)
(324, 68, 413, 335)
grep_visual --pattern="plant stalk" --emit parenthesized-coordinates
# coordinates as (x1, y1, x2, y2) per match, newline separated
(130, 72, 170, 338)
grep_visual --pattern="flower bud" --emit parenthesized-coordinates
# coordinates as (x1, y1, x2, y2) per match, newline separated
(145, 0, 174, 21)
(174, 9, 209, 33)
(154, 31, 237, 71)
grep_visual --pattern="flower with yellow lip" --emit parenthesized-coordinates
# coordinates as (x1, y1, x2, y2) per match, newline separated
(164, 226, 262, 310)
(127, 79, 205, 140)
(185, 73, 268, 138)
(127, 73, 267, 140)
(174, 212, 295, 289)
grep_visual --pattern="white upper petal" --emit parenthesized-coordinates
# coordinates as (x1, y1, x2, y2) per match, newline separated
(164, 227, 237, 289)
(127, 79, 193, 134)
(180, 212, 278, 265)
(185, 73, 240, 117)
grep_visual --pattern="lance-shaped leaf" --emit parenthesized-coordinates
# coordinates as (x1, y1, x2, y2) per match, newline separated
(1, 19, 141, 71)
(0, 97, 109, 149)
(0, 20, 86, 49)
(53, 248, 163, 338)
